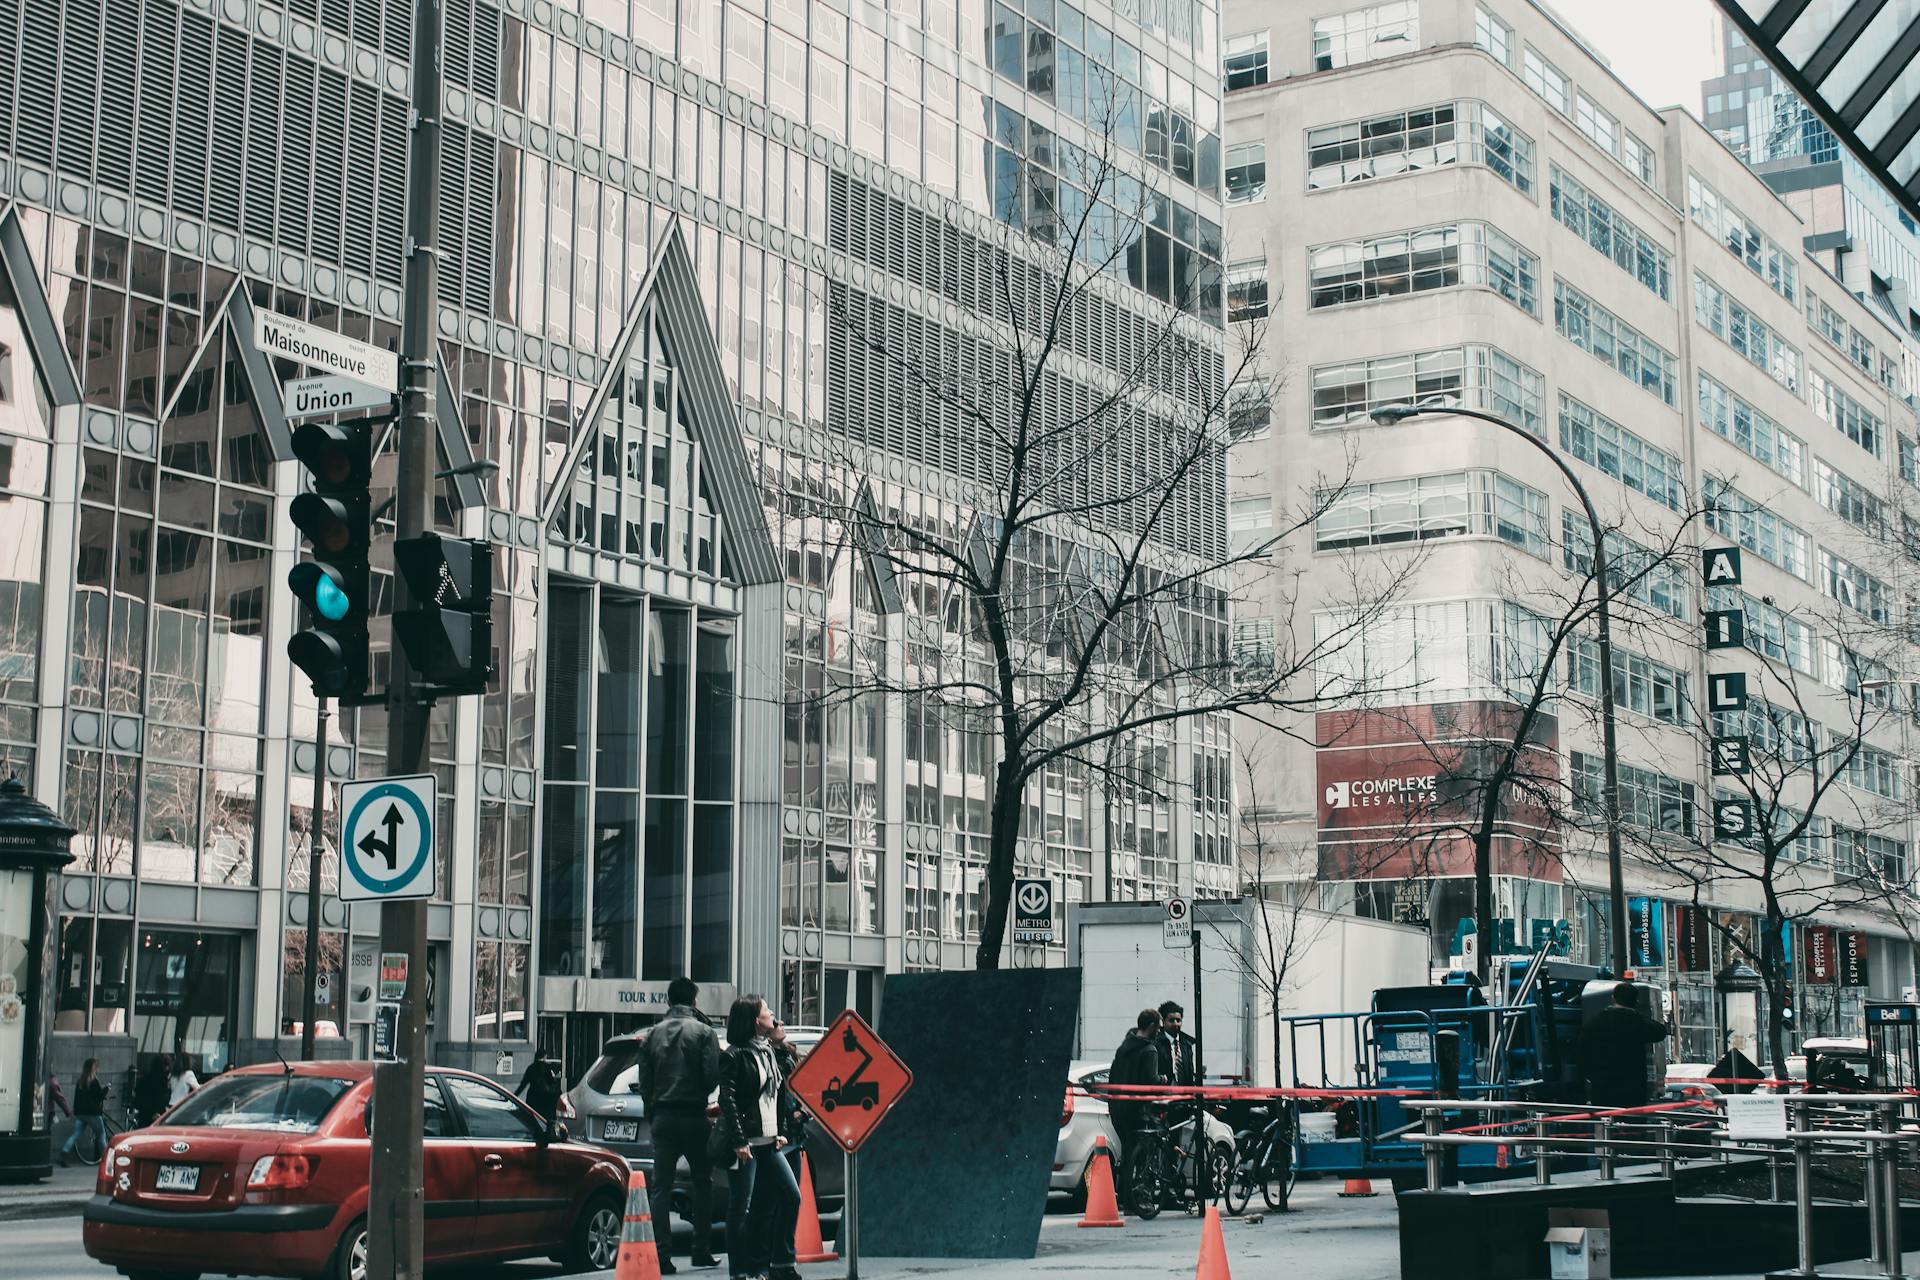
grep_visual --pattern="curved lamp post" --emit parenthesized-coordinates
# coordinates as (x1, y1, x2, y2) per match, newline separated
(1370, 401, 1630, 978)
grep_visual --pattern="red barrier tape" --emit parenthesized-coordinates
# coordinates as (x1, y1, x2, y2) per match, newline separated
(1079, 1083, 1432, 1102)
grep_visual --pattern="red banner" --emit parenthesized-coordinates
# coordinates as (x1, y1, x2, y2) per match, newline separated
(1316, 702, 1561, 881)
(1805, 926, 1836, 983)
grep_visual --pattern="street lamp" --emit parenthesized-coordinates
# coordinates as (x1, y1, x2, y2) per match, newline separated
(1369, 400, 1631, 979)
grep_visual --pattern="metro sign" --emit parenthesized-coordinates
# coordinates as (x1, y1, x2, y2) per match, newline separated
(787, 1008, 914, 1153)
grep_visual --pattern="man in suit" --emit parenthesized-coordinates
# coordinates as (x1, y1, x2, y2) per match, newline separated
(1156, 1000, 1200, 1088)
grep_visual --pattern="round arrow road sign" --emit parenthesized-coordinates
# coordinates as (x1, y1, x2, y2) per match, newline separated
(339, 774, 438, 902)
(1016, 882, 1050, 914)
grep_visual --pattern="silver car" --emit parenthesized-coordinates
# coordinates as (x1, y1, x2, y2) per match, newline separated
(1051, 1060, 1233, 1205)
(567, 1029, 845, 1213)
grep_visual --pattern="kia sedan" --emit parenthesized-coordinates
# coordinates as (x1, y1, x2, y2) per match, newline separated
(82, 1061, 630, 1280)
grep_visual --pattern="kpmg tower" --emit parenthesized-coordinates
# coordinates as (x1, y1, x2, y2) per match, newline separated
(0, 0, 1232, 1080)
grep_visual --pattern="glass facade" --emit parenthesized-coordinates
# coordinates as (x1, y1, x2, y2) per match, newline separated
(5, 0, 1230, 1076)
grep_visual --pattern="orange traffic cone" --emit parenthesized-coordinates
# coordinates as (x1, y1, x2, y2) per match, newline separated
(1194, 1205, 1232, 1280)
(1337, 1178, 1378, 1198)
(1078, 1134, 1124, 1227)
(794, 1152, 839, 1263)
(616, 1166, 662, 1280)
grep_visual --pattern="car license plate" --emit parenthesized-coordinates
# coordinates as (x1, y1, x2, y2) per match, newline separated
(155, 1164, 200, 1193)
(603, 1119, 639, 1143)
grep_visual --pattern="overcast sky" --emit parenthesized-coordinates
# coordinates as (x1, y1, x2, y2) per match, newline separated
(1549, 0, 1727, 115)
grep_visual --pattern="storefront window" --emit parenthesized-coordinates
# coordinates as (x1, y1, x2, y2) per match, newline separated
(133, 928, 240, 1073)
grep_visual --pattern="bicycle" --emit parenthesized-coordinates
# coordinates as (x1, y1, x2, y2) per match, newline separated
(68, 1086, 133, 1164)
(1123, 1109, 1234, 1220)
(1224, 1102, 1296, 1214)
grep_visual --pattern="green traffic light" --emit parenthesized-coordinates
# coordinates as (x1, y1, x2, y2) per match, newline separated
(288, 562, 353, 621)
(313, 572, 350, 621)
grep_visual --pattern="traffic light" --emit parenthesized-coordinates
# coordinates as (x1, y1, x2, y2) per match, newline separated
(287, 421, 372, 697)
(392, 533, 493, 695)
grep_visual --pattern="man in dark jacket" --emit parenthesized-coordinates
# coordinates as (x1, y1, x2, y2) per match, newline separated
(1155, 1001, 1200, 1088)
(1579, 983, 1670, 1109)
(1109, 1008, 1164, 1211)
(635, 977, 723, 1273)
(515, 1048, 564, 1144)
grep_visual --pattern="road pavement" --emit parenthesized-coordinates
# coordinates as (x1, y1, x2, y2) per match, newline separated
(0, 1177, 1831, 1280)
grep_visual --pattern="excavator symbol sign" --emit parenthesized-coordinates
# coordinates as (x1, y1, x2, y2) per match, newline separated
(788, 1009, 913, 1152)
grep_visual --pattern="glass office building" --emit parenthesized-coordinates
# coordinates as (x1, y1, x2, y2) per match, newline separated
(0, 0, 1231, 1084)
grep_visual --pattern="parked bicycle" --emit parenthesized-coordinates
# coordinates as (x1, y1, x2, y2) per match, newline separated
(1224, 1101, 1296, 1214)
(1123, 1109, 1234, 1220)
(69, 1085, 134, 1164)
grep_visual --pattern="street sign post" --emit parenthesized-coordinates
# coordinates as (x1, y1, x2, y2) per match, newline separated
(339, 774, 437, 903)
(253, 311, 400, 393)
(1162, 895, 1191, 948)
(284, 373, 391, 419)
(788, 1009, 914, 1280)
(1011, 877, 1055, 944)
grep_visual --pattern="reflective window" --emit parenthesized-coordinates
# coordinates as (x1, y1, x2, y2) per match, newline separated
(1313, 3, 1418, 71)
(1554, 278, 1678, 405)
(444, 1074, 543, 1142)
(1307, 102, 1534, 196)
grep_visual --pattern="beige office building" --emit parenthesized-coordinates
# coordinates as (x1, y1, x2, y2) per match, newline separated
(1224, 0, 1920, 1057)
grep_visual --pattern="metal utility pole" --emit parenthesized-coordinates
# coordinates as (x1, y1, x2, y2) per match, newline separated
(366, 0, 442, 1271)
(1371, 402, 1631, 980)
(1191, 920, 1207, 1204)
(299, 698, 329, 1061)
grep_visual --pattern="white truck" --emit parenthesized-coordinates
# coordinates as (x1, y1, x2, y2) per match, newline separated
(1065, 898, 1430, 1086)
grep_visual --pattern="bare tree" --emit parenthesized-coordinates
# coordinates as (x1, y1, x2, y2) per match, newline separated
(805, 101, 1415, 968)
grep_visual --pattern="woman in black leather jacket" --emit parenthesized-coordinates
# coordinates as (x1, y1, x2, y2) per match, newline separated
(716, 996, 802, 1280)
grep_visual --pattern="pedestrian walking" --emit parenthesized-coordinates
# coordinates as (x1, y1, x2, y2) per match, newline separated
(59, 1059, 107, 1166)
(48, 1070, 72, 1125)
(167, 1054, 200, 1107)
(515, 1047, 565, 1145)
(1577, 983, 1671, 1110)
(1156, 1001, 1199, 1088)
(1109, 1008, 1164, 1210)
(133, 1056, 171, 1127)
(635, 976, 723, 1274)
(765, 1019, 809, 1280)
(716, 995, 800, 1280)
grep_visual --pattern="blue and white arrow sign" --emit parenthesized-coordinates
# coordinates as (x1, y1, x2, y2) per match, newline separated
(339, 774, 437, 903)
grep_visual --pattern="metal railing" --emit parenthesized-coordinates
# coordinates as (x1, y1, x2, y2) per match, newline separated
(1406, 1094, 1919, 1278)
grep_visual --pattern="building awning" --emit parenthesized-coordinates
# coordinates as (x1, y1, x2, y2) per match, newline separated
(1716, 0, 1920, 221)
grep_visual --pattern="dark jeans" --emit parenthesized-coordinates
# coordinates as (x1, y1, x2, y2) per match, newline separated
(651, 1111, 715, 1262)
(724, 1143, 800, 1278)
(1112, 1112, 1144, 1210)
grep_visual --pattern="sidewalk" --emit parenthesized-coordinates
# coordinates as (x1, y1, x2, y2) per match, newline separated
(0, 1164, 96, 1222)
(606, 1182, 1403, 1280)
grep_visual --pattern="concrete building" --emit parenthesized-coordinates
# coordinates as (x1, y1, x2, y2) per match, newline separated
(1226, 0, 1920, 1059)
(0, 0, 1233, 1092)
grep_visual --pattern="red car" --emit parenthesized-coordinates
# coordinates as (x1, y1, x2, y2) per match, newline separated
(82, 1061, 630, 1280)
